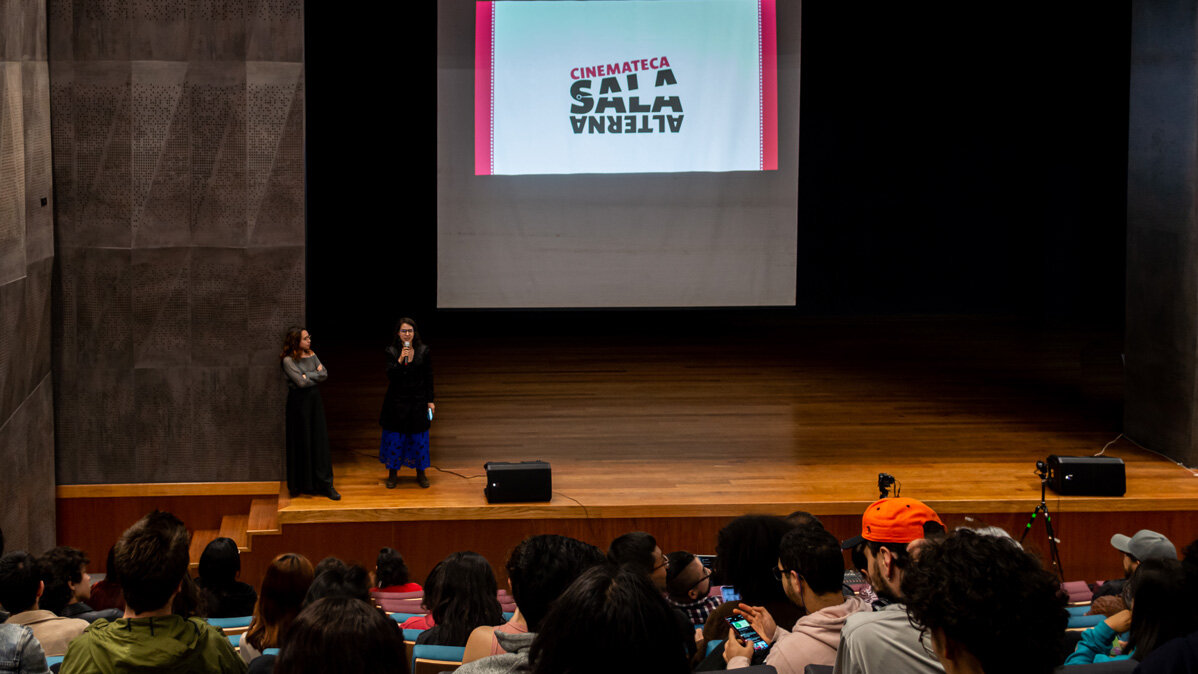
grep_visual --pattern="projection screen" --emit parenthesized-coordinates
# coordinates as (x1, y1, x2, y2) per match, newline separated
(437, 0, 800, 308)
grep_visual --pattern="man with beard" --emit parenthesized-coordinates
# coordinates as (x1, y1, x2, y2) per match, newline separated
(724, 527, 870, 672)
(833, 498, 946, 674)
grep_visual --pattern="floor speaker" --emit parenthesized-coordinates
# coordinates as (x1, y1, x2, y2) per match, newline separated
(1046, 455, 1126, 496)
(484, 461, 552, 503)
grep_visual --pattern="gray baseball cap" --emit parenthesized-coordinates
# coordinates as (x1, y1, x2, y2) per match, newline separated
(1110, 529, 1177, 561)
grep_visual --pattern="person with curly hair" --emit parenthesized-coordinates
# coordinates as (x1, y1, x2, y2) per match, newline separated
(374, 548, 421, 594)
(379, 317, 435, 489)
(280, 326, 339, 500)
(901, 529, 1067, 674)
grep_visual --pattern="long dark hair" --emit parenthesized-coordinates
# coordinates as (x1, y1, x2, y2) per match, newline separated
(428, 551, 502, 646)
(197, 537, 241, 589)
(376, 548, 411, 588)
(274, 596, 407, 674)
(281, 326, 307, 361)
(391, 317, 424, 351)
(246, 553, 315, 652)
(529, 565, 690, 674)
(714, 514, 792, 606)
(1126, 558, 1194, 660)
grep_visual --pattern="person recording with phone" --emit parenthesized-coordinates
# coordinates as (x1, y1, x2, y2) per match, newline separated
(379, 317, 435, 489)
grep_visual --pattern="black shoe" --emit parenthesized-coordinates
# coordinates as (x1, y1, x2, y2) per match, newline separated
(325, 487, 341, 501)
(385, 476, 398, 489)
(416, 472, 430, 488)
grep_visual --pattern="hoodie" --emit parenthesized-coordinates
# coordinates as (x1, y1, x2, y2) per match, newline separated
(59, 615, 246, 674)
(728, 596, 870, 673)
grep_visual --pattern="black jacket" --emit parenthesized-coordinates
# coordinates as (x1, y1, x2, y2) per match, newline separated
(379, 343, 434, 433)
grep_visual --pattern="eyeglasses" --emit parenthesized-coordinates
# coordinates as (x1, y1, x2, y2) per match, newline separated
(399, 329, 414, 334)
(652, 553, 670, 572)
(772, 566, 797, 582)
(686, 567, 712, 591)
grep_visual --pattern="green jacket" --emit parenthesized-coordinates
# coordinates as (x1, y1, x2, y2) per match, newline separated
(60, 615, 247, 674)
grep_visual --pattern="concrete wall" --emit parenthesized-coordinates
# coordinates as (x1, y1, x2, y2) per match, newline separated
(49, 0, 305, 484)
(1125, 0, 1198, 467)
(0, 0, 56, 552)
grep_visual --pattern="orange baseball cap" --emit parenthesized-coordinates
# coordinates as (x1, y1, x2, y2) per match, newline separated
(840, 497, 944, 548)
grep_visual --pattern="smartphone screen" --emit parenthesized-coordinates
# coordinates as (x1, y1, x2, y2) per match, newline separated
(726, 615, 770, 652)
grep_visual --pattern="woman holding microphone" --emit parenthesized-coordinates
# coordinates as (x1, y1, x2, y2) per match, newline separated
(379, 317, 435, 488)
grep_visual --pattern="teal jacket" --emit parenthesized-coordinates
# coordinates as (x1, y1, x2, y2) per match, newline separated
(1064, 620, 1133, 665)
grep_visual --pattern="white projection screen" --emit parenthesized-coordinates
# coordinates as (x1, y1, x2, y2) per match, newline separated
(437, 0, 800, 308)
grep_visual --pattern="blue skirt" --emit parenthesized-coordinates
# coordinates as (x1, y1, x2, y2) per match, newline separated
(379, 430, 430, 470)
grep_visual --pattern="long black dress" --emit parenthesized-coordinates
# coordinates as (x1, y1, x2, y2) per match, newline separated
(282, 355, 334, 495)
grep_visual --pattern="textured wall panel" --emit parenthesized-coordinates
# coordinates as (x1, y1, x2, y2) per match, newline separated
(55, 366, 136, 483)
(65, 61, 132, 248)
(23, 60, 52, 263)
(55, 247, 133, 371)
(0, 276, 26, 425)
(51, 0, 304, 484)
(129, 0, 187, 61)
(190, 246, 246, 367)
(0, 63, 27, 285)
(131, 247, 190, 367)
(131, 61, 189, 247)
(3, 0, 54, 550)
(247, 62, 302, 246)
(246, 245, 302, 365)
(188, 62, 246, 246)
(70, 0, 130, 61)
(245, 0, 302, 62)
(190, 0, 247, 61)
(132, 366, 193, 479)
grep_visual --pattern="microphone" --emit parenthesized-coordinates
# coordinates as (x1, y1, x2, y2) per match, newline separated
(402, 340, 412, 364)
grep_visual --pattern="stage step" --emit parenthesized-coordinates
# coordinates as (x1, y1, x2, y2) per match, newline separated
(220, 515, 250, 551)
(188, 529, 220, 570)
(187, 495, 283, 569)
(248, 498, 280, 534)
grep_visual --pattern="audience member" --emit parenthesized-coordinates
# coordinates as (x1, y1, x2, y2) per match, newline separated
(1092, 529, 1177, 607)
(902, 529, 1066, 674)
(172, 573, 202, 618)
(459, 534, 606, 669)
(715, 514, 802, 630)
(415, 551, 503, 647)
(1134, 538, 1198, 673)
(38, 547, 95, 620)
(312, 556, 346, 580)
(665, 551, 722, 627)
(60, 510, 246, 673)
(609, 532, 699, 663)
(86, 547, 124, 612)
(375, 547, 421, 593)
(527, 564, 690, 674)
(273, 596, 407, 674)
(0, 622, 49, 674)
(398, 560, 443, 630)
(785, 510, 824, 530)
(725, 527, 870, 672)
(833, 497, 946, 674)
(607, 531, 670, 591)
(196, 537, 258, 618)
(304, 563, 372, 605)
(242, 553, 315, 664)
(1068, 558, 1193, 665)
(0, 552, 88, 656)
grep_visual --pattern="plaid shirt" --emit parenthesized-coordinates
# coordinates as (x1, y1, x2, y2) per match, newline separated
(667, 594, 723, 627)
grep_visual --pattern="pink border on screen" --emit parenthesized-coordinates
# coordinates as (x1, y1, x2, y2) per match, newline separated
(759, 0, 778, 171)
(475, 2, 495, 175)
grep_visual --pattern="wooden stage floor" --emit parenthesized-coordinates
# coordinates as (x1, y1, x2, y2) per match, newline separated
(283, 317, 1198, 525)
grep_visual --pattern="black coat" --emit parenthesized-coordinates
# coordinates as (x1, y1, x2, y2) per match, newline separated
(379, 343, 434, 433)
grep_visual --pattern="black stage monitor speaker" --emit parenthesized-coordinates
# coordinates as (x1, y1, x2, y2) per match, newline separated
(484, 461, 552, 503)
(1046, 455, 1126, 496)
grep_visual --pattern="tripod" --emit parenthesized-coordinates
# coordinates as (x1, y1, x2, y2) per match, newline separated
(1021, 462, 1063, 579)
